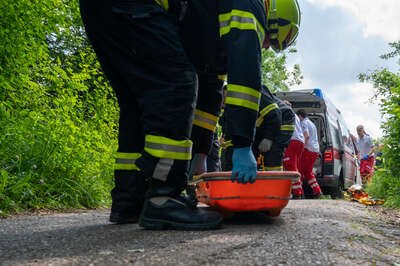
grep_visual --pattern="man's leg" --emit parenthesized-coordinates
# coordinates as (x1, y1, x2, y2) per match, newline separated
(284, 140, 304, 198)
(80, 0, 148, 223)
(301, 149, 322, 197)
(80, 0, 222, 229)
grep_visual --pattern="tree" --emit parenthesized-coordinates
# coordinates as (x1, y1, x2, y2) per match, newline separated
(261, 48, 303, 92)
(358, 41, 400, 207)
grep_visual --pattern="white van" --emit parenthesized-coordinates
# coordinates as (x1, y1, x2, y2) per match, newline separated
(276, 88, 359, 198)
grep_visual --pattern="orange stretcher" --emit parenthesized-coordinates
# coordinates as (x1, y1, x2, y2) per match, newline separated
(190, 171, 300, 217)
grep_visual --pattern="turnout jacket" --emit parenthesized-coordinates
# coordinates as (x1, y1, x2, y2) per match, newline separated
(256, 86, 296, 148)
(254, 87, 282, 146)
(116, 0, 268, 148)
(181, 0, 267, 148)
(219, 0, 267, 147)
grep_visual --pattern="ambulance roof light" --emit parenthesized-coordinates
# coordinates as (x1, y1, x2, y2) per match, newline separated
(313, 88, 324, 99)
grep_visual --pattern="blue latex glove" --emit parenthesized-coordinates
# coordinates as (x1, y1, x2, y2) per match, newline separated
(231, 147, 257, 184)
(362, 154, 369, 160)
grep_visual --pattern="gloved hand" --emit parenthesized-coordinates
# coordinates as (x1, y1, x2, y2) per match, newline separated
(231, 147, 257, 184)
(258, 138, 273, 152)
(362, 154, 369, 160)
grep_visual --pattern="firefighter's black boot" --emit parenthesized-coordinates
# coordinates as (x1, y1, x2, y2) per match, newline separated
(139, 183, 222, 230)
(109, 171, 147, 224)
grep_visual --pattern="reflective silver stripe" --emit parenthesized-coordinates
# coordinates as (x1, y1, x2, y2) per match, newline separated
(115, 158, 137, 165)
(227, 91, 259, 105)
(145, 143, 191, 154)
(114, 152, 141, 170)
(219, 10, 265, 45)
(153, 158, 174, 182)
(221, 15, 254, 26)
(193, 110, 218, 131)
(194, 115, 216, 126)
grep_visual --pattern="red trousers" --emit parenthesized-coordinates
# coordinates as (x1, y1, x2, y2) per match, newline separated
(283, 139, 304, 196)
(300, 148, 322, 195)
(360, 156, 375, 184)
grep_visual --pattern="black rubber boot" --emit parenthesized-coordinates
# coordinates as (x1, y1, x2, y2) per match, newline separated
(139, 195, 222, 230)
(109, 170, 147, 224)
(139, 183, 222, 230)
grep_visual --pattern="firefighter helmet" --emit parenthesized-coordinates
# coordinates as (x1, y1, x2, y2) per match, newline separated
(265, 0, 301, 51)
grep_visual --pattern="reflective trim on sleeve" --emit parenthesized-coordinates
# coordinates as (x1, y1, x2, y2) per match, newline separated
(144, 135, 192, 160)
(280, 124, 295, 131)
(263, 166, 283, 171)
(154, 0, 169, 10)
(219, 9, 265, 46)
(193, 109, 219, 132)
(256, 103, 279, 127)
(225, 84, 260, 111)
(217, 74, 227, 81)
(114, 152, 141, 171)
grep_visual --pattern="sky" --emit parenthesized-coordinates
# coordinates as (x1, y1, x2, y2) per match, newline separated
(286, 0, 400, 139)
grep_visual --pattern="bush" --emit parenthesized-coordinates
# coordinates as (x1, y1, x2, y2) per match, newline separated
(0, 1, 118, 216)
(360, 42, 400, 208)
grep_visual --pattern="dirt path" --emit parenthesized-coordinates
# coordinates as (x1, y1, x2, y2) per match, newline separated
(1, 200, 399, 265)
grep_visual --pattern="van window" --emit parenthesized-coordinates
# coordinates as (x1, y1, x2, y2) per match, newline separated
(328, 121, 340, 148)
(337, 114, 352, 148)
(309, 115, 326, 149)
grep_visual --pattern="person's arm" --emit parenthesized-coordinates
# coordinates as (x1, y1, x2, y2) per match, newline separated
(219, 0, 267, 183)
(220, 0, 267, 147)
(302, 121, 309, 145)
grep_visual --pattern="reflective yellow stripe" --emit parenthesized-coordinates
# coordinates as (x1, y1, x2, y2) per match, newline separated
(144, 135, 192, 160)
(219, 9, 265, 46)
(114, 152, 141, 171)
(280, 124, 295, 131)
(256, 103, 279, 127)
(193, 109, 218, 132)
(225, 84, 260, 111)
(221, 140, 233, 149)
(263, 166, 283, 171)
(154, 0, 169, 10)
(218, 74, 227, 81)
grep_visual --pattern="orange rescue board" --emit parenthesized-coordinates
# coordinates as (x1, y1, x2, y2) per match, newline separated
(191, 171, 300, 217)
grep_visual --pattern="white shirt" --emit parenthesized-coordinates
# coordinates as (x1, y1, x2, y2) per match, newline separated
(291, 115, 305, 143)
(356, 134, 373, 157)
(301, 117, 320, 153)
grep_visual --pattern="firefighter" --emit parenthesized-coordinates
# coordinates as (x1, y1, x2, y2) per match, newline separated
(255, 85, 295, 171)
(192, 0, 301, 181)
(79, 0, 222, 230)
(297, 109, 322, 198)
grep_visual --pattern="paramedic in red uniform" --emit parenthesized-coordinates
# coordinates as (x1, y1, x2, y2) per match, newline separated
(283, 104, 305, 199)
(355, 125, 375, 184)
(297, 109, 322, 198)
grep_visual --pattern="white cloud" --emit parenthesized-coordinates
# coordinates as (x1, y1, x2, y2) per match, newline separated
(305, 0, 400, 42)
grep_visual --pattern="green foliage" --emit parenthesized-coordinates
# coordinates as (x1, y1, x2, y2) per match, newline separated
(366, 170, 400, 208)
(359, 41, 400, 208)
(0, 0, 118, 216)
(261, 48, 303, 92)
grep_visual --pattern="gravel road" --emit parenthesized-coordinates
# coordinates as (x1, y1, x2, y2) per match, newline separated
(1, 200, 399, 266)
